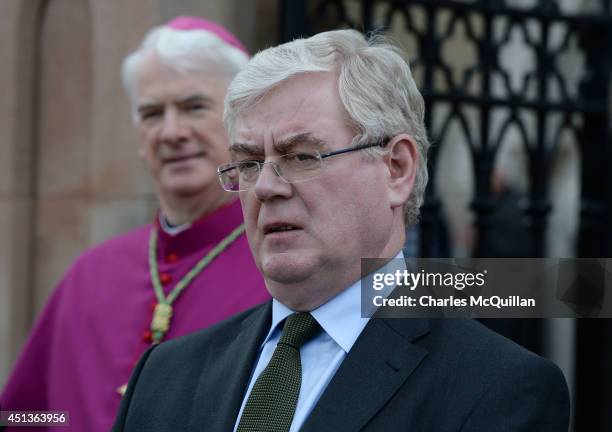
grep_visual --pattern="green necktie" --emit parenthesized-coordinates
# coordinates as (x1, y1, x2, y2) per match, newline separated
(237, 312, 322, 432)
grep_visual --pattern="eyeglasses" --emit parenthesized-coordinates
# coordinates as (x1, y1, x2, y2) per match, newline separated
(217, 141, 387, 192)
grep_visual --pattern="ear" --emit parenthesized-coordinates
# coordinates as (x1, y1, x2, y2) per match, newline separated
(384, 134, 419, 209)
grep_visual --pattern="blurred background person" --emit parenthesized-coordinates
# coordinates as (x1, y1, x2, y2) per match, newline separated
(0, 2, 609, 431)
(0, 16, 269, 432)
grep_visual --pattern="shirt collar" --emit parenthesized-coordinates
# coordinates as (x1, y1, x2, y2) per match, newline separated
(264, 249, 404, 353)
(159, 214, 191, 236)
(154, 199, 244, 258)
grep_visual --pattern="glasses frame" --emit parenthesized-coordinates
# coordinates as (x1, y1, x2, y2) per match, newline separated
(217, 140, 388, 192)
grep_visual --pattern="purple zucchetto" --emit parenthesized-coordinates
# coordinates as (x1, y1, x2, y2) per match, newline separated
(166, 16, 249, 55)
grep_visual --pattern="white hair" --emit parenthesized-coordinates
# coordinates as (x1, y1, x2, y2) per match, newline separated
(224, 29, 430, 225)
(122, 25, 249, 106)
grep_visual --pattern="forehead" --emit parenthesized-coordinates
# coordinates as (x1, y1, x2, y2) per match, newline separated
(132, 52, 228, 103)
(232, 72, 356, 150)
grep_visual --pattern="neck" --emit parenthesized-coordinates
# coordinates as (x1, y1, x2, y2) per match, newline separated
(159, 190, 236, 226)
(272, 249, 406, 313)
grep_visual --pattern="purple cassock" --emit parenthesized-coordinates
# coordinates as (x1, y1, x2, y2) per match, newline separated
(0, 199, 270, 431)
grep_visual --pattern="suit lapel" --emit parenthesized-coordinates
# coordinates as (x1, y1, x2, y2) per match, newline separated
(188, 302, 272, 432)
(301, 318, 430, 432)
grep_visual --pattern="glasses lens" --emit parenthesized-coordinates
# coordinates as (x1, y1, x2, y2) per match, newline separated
(218, 165, 240, 191)
(237, 160, 261, 185)
(218, 152, 324, 191)
(280, 151, 322, 182)
(219, 161, 260, 191)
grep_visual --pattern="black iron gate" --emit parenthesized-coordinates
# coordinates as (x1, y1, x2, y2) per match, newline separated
(280, 1, 612, 431)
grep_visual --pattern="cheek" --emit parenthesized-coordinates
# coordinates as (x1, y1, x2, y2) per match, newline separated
(240, 195, 259, 234)
(197, 124, 231, 163)
(240, 196, 263, 264)
(314, 175, 388, 239)
(302, 186, 356, 243)
(138, 129, 158, 159)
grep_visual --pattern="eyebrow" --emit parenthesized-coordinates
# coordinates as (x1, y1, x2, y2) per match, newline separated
(230, 133, 328, 160)
(230, 143, 264, 159)
(274, 133, 327, 153)
(136, 94, 215, 115)
(177, 94, 215, 106)
(136, 103, 161, 116)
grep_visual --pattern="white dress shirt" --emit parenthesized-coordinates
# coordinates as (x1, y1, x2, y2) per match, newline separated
(233, 250, 404, 432)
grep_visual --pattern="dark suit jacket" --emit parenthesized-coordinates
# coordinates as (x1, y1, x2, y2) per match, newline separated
(112, 302, 569, 431)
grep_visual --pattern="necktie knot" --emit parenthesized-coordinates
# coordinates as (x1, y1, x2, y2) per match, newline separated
(278, 313, 321, 349)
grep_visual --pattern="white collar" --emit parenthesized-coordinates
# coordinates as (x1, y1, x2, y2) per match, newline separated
(158, 213, 192, 236)
(265, 250, 404, 353)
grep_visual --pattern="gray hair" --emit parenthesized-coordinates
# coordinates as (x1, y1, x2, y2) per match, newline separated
(224, 29, 429, 226)
(122, 25, 249, 106)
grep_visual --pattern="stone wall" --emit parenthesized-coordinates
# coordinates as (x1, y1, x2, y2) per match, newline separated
(0, 0, 278, 387)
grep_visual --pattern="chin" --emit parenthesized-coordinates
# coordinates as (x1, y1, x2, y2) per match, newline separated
(162, 176, 211, 196)
(260, 252, 319, 285)
(161, 162, 214, 185)
(165, 185, 206, 197)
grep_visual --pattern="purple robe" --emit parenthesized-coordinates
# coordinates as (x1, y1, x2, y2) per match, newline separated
(0, 200, 270, 431)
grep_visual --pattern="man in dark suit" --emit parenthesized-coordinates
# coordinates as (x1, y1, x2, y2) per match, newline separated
(112, 29, 569, 432)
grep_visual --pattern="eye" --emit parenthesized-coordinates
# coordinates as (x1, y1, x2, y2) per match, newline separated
(140, 109, 163, 121)
(181, 99, 210, 113)
(236, 160, 261, 173)
(289, 152, 318, 162)
(284, 152, 320, 170)
(185, 103, 206, 111)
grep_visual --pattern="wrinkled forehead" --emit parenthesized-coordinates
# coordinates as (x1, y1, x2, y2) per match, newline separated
(231, 73, 356, 154)
(229, 132, 330, 160)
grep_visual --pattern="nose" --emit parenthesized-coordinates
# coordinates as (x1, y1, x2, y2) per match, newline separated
(253, 162, 292, 202)
(160, 109, 189, 145)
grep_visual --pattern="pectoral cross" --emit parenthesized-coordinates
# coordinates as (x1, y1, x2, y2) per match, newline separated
(116, 303, 174, 397)
(150, 303, 173, 344)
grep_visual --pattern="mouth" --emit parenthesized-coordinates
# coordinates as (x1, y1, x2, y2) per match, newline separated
(163, 151, 205, 164)
(263, 222, 303, 235)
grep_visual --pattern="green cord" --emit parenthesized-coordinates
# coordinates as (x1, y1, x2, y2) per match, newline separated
(147, 222, 246, 342)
